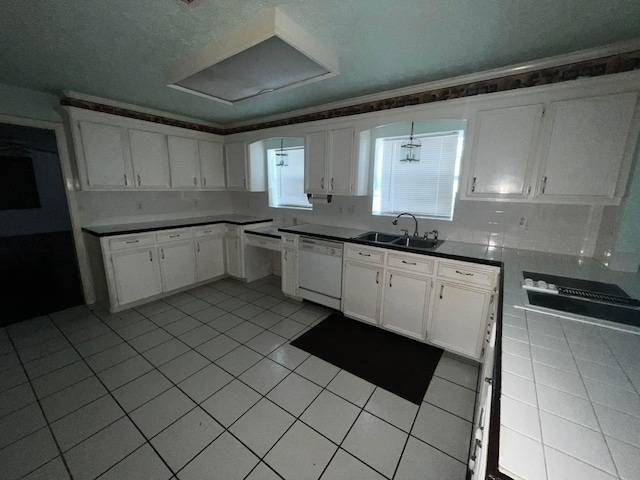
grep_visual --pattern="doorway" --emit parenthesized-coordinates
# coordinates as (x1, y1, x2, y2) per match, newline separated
(0, 122, 84, 326)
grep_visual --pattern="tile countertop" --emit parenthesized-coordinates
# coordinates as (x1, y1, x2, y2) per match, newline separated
(82, 215, 273, 237)
(275, 224, 640, 480)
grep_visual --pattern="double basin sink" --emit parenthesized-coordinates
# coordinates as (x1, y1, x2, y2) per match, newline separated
(354, 231, 443, 251)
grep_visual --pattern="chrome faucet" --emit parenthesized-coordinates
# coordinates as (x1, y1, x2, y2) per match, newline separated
(392, 213, 419, 236)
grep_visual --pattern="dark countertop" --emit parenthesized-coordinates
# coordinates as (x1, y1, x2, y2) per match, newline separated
(82, 215, 273, 237)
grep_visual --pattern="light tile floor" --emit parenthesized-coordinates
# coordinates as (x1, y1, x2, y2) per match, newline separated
(0, 275, 478, 480)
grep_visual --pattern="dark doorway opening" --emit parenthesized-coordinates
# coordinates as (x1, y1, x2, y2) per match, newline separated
(0, 123, 84, 327)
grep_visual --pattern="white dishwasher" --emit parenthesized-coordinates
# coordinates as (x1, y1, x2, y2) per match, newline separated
(297, 237, 343, 310)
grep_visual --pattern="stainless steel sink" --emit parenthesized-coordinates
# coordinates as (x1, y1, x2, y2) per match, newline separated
(391, 237, 444, 250)
(355, 232, 405, 243)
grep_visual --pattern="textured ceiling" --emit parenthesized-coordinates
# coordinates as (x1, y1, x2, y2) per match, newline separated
(1, 1, 639, 125)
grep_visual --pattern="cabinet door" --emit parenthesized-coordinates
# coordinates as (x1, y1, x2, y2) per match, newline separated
(129, 129, 171, 189)
(381, 271, 430, 339)
(342, 261, 383, 325)
(304, 131, 328, 194)
(225, 236, 242, 277)
(466, 105, 543, 199)
(111, 248, 162, 305)
(327, 128, 355, 194)
(536, 92, 638, 201)
(281, 248, 298, 296)
(430, 281, 492, 359)
(168, 136, 200, 189)
(195, 236, 225, 282)
(225, 142, 247, 190)
(199, 140, 226, 190)
(79, 121, 131, 188)
(159, 241, 196, 291)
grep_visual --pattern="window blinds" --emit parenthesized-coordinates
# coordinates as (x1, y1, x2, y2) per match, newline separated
(373, 132, 462, 220)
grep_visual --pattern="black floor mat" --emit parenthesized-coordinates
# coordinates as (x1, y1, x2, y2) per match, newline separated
(291, 313, 443, 405)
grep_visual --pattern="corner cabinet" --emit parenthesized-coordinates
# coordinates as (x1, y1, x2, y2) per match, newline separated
(304, 127, 368, 196)
(461, 87, 640, 205)
(225, 141, 267, 192)
(533, 92, 638, 203)
(464, 104, 543, 200)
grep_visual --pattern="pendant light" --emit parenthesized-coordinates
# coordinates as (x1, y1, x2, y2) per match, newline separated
(400, 121, 421, 162)
(275, 138, 288, 167)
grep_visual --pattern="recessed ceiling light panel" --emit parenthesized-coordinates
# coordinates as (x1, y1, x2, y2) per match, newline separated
(168, 9, 339, 105)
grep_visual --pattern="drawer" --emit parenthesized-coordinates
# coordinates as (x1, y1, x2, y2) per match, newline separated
(156, 228, 193, 244)
(281, 234, 298, 249)
(194, 225, 225, 238)
(246, 234, 281, 251)
(108, 234, 155, 251)
(437, 261, 497, 288)
(345, 244, 385, 265)
(387, 252, 433, 275)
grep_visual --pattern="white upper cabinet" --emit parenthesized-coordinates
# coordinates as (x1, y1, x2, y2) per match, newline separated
(225, 141, 247, 190)
(464, 104, 543, 200)
(128, 129, 171, 189)
(225, 141, 267, 191)
(304, 127, 366, 196)
(78, 121, 132, 189)
(534, 92, 638, 203)
(168, 136, 200, 189)
(199, 140, 226, 190)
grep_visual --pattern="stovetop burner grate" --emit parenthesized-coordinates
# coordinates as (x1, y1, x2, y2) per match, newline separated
(558, 287, 640, 307)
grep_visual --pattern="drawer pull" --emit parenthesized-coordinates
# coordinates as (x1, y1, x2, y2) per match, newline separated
(389, 274, 393, 287)
(455, 270, 474, 276)
(440, 285, 444, 299)
(260, 241, 266, 245)
(376, 271, 379, 284)
(358, 252, 371, 257)
(125, 240, 139, 244)
(203, 230, 212, 233)
(169, 234, 180, 238)
(402, 260, 416, 265)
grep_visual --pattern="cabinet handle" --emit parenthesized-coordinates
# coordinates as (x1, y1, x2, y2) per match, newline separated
(203, 177, 207, 187)
(490, 294, 494, 304)
(169, 234, 180, 238)
(440, 285, 444, 299)
(527, 186, 532, 195)
(471, 177, 476, 192)
(193, 177, 197, 186)
(243, 178, 246, 188)
(137, 174, 141, 186)
(149, 251, 153, 262)
(402, 260, 416, 265)
(203, 230, 211, 233)
(197, 243, 200, 252)
(541, 176, 547, 194)
(376, 271, 379, 284)
(331, 178, 334, 190)
(455, 270, 474, 276)
(259, 241, 266, 245)
(125, 240, 139, 244)
(161, 249, 164, 259)
(358, 252, 371, 257)
(124, 174, 128, 186)
(389, 274, 393, 287)
(284, 250, 288, 261)
(321, 177, 324, 189)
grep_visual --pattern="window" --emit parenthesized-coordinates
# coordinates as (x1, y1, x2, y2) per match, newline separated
(372, 128, 464, 221)
(267, 140, 311, 210)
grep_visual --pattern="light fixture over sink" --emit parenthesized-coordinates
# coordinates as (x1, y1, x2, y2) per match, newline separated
(400, 121, 422, 162)
(168, 8, 339, 105)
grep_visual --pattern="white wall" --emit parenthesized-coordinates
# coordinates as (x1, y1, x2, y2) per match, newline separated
(233, 191, 604, 256)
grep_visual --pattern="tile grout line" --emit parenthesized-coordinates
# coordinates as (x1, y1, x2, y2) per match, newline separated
(4, 321, 76, 480)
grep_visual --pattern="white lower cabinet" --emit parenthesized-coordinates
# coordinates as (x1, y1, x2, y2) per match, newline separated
(429, 280, 493, 359)
(111, 248, 162, 305)
(195, 236, 225, 282)
(382, 271, 431, 340)
(342, 261, 383, 325)
(225, 236, 242, 278)
(281, 248, 298, 297)
(159, 241, 197, 291)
